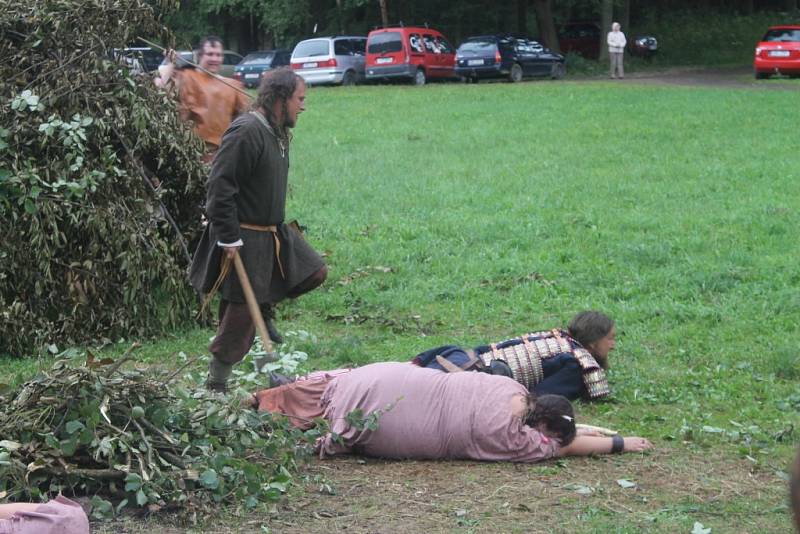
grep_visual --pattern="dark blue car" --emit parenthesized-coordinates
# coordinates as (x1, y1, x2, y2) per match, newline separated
(455, 35, 565, 83)
(233, 49, 292, 88)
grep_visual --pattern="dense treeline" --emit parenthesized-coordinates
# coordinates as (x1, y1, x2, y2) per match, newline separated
(167, 0, 799, 54)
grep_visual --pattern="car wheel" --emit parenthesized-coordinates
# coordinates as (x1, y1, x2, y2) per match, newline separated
(754, 70, 769, 80)
(413, 68, 426, 86)
(509, 63, 523, 83)
(551, 62, 566, 80)
(341, 70, 356, 86)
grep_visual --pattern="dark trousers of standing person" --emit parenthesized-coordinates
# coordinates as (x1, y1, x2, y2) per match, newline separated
(206, 266, 327, 391)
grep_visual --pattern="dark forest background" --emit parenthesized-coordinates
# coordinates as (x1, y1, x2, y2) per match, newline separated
(167, 0, 799, 63)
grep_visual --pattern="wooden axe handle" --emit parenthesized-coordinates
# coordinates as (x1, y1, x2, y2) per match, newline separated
(232, 250, 275, 355)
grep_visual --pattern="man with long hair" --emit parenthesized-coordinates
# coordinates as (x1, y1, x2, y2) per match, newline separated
(190, 68, 327, 392)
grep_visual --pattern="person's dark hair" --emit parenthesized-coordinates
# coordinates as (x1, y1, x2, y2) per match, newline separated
(524, 394, 576, 446)
(568, 310, 614, 365)
(197, 35, 223, 57)
(254, 67, 304, 140)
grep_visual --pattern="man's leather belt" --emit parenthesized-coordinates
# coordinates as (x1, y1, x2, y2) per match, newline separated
(240, 223, 285, 278)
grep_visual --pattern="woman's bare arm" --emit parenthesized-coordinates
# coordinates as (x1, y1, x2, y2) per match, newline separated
(557, 435, 652, 457)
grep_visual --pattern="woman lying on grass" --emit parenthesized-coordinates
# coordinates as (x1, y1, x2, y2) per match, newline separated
(248, 362, 652, 462)
(412, 310, 616, 402)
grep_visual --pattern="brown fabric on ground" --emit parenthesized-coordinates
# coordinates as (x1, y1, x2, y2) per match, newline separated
(255, 369, 351, 429)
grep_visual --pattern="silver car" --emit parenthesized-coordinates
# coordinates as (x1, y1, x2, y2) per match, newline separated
(290, 36, 367, 86)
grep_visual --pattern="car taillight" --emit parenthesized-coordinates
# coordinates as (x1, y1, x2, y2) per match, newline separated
(317, 58, 337, 68)
(291, 62, 302, 70)
(233, 72, 242, 80)
(495, 50, 501, 63)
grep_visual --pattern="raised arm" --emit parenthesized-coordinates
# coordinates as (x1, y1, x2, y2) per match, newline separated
(557, 435, 652, 457)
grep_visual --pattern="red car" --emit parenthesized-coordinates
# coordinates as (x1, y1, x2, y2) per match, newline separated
(754, 25, 800, 79)
(365, 26, 456, 85)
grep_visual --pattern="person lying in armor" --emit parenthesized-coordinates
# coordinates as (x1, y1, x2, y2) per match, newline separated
(411, 310, 616, 401)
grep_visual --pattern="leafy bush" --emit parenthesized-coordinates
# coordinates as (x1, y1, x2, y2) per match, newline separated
(0, 0, 208, 356)
(633, 8, 798, 66)
(0, 353, 320, 518)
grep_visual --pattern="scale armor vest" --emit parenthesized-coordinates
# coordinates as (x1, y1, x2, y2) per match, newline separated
(476, 329, 610, 400)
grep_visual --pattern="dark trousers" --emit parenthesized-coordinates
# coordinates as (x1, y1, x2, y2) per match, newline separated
(209, 266, 327, 364)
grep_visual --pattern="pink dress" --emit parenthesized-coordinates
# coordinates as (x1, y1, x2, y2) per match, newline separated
(0, 496, 89, 534)
(317, 362, 560, 462)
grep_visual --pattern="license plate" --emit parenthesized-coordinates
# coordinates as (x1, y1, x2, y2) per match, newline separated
(245, 73, 260, 79)
(302, 62, 318, 68)
(467, 59, 484, 66)
(769, 50, 790, 57)
(376, 57, 393, 64)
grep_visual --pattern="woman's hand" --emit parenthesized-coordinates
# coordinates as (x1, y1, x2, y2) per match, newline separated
(623, 436, 653, 452)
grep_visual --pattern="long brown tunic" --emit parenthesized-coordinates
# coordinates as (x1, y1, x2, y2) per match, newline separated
(189, 111, 324, 304)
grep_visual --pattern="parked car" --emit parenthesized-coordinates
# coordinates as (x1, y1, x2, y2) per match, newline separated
(366, 26, 456, 85)
(754, 25, 800, 79)
(114, 47, 163, 74)
(290, 36, 367, 85)
(160, 50, 243, 78)
(233, 49, 292, 88)
(557, 22, 658, 59)
(455, 35, 565, 82)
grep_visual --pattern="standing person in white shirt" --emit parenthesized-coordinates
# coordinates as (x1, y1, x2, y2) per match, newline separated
(607, 22, 627, 79)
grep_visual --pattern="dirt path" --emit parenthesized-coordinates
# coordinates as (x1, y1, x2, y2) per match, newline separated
(586, 65, 799, 90)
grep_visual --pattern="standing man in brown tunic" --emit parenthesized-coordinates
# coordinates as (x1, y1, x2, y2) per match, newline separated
(155, 36, 250, 161)
(189, 68, 327, 392)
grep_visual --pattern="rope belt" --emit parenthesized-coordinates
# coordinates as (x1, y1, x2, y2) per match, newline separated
(196, 223, 284, 320)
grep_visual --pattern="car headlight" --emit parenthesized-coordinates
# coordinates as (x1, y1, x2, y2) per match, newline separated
(636, 38, 647, 46)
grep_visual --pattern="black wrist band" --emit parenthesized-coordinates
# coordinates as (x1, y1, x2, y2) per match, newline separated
(611, 434, 624, 454)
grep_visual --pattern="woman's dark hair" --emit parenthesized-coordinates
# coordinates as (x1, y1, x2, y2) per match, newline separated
(254, 67, 303, 141)
(524, 394, 576, 446)
(568, 310, 614, 360)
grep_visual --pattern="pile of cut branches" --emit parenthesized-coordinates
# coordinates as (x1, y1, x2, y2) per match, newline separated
(0, 0, 210, 355)
(0, 353, 319, 517)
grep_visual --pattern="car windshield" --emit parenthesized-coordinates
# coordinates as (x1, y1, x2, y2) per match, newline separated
(241, 52, 275, 65)
(458, 39, 497, 52)
(762, 28, 800, 42)
(368, 32, 402, 54)
(294, 40, 329, 58)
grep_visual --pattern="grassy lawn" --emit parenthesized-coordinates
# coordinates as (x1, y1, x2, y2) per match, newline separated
(7, 78, 800, 532)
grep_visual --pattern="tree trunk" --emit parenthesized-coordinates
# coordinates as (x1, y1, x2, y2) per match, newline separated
(517, 0, 528, 35)
(378, 0, 389, 28)
(532, 0, 559, 52)
(336, 0, 346, 34)
(620, 0, 631, 33)
(599, 0, 613, 62)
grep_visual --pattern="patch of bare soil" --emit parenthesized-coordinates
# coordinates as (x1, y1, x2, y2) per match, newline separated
(605, 65, 799, 90)
(261, 448, 788, 534)
(94, 447, 789, 533)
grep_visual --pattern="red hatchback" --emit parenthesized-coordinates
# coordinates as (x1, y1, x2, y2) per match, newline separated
(365, 26, 456, 85)
(754, 25, 800, 79)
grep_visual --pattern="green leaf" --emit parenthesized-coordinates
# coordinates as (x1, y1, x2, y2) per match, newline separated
(125, 472, 142, 492)
(199, 469, 219, 489)
(136, 489, 147, 506)
(59, 436, 78, 456)
(64, 420, 85, 434)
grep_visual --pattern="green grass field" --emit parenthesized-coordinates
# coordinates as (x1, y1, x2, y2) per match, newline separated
(9, 78, 800, 532)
